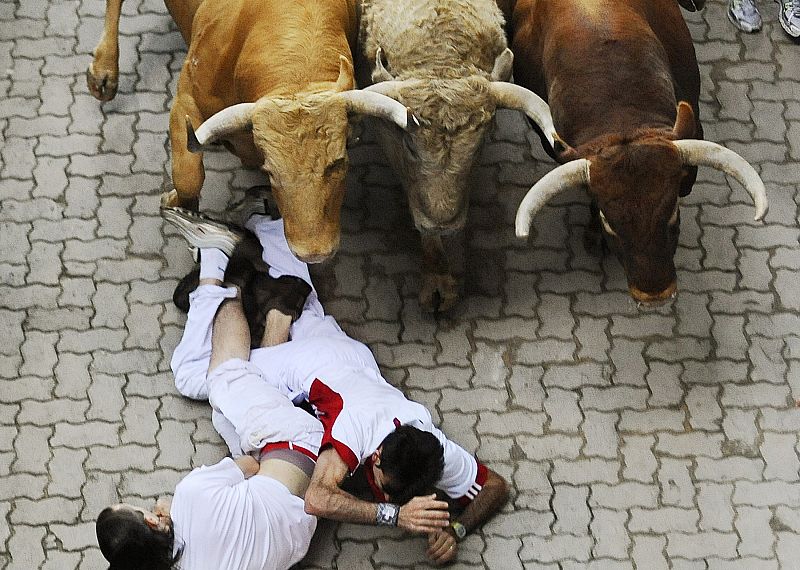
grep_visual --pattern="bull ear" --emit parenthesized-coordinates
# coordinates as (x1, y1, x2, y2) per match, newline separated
(490, 48, 514, 81)
(672, 101, 695, 140)
(336, 55, 355, 92)
(372, 47, 395, 83)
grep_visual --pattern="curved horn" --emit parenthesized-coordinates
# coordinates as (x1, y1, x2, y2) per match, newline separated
(515, 159, 590, 237)
(490, 82, 557, 151)
(490, 48, 514, 81)
(187, 103, 255, 152)
(337, 89, 420, 131)
(372, 47, 394, 82)
(673, 139, 768, 221)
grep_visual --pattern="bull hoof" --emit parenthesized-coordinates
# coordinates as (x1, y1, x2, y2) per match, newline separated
(160, 189, 199, 211)
(419, 273, 459, 313)
(160, 189, 180, 208)
(86, 63, 118, 102)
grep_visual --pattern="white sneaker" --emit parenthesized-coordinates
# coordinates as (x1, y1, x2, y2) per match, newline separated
(728, 0, 763, 32)
(162, 207, 243, 257)
(776, 0, 800, 37)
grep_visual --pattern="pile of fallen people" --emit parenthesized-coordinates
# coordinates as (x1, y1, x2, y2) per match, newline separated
(95, 194, 509, 569)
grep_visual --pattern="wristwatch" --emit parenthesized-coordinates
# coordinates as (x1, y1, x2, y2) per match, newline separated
(450, 521, 467, 541)
(376, 502, 400, 527)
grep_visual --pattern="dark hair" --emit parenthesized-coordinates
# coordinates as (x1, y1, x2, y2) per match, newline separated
(378, 425, 445, 505)
(96, 507, 181, 570)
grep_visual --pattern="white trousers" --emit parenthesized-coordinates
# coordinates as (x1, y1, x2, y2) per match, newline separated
(170, 216, 334, 456)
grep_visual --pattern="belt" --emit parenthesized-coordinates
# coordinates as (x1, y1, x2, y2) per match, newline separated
(260, 441, 318, 461)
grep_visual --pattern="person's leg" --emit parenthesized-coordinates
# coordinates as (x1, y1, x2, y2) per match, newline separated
(207, 286, 250, 373)
(164, 207, 244, 400)
(245, 215, 346, 340)
(260, 309, 292, 347)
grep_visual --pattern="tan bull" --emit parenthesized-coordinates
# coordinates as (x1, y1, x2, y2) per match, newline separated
(88, 0, 414, 262)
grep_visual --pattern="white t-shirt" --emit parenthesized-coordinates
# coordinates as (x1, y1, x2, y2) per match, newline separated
(170, 458, 316, 570)
(249, 336, 487, 504)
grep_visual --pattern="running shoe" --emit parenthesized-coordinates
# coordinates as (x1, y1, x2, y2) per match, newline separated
(728, 0, 763, 32)
(162, 207, 243, 256)
(776, 0, 800, 37)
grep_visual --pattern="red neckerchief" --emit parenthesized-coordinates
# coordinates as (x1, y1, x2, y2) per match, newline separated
(363, 455, 387, 502)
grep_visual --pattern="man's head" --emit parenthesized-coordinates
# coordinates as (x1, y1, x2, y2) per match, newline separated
(372, 425, 445, 505)
(96, 503, 179, 570)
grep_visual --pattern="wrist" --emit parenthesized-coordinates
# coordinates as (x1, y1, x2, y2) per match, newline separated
(449, 521, 467, 542)
(375, 502, 400, 527)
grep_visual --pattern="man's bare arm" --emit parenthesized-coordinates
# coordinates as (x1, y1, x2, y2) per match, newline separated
(427, 468, 509, 565)
(305, 448, 451, 533)
(454, 467, 509, 532)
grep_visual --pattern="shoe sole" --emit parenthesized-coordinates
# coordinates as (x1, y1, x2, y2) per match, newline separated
(162, 207, 242, 256)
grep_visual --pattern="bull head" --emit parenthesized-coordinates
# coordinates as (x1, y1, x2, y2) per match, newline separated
(365, 47, 557, 234)
(184, 57, 417, 263)
(515, 102, 768, 304)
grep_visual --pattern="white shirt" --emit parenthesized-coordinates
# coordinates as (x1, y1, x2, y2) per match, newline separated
(249, 336, 485, 503)
(170, 458, 316, 570)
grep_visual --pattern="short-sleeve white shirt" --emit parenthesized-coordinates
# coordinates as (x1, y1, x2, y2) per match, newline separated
(249, 336, 487, 503)
(170, 458, 316, 570)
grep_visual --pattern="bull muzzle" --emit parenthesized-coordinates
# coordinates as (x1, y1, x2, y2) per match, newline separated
(628, 280, 678, 306)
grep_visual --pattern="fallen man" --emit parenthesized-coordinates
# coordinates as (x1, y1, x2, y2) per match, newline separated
(95, 212, 322, 569)
(164, 203, 510, 565)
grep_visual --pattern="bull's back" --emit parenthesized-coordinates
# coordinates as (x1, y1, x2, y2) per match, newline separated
(508, 0, 698, 144)
(362, 0, 507, 78)
(184, 0, 357, 112)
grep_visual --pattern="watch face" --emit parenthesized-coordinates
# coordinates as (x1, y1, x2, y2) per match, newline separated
(452, 522, 466, 539)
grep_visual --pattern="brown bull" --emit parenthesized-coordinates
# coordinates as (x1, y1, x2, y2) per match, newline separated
(88, 0, 414, 262)
(498, 0, 767, 304)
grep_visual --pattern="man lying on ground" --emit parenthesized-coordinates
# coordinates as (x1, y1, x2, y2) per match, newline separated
(95, 218, 322, 570)
(164, 202, 510, 565)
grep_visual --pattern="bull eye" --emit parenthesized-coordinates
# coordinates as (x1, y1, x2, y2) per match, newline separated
(598, 209, 618, 237)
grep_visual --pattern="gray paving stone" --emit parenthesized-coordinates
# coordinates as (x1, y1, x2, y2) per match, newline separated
(2, 3, 798, 567)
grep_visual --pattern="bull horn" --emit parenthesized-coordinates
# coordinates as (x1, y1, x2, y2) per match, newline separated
(673, 139, 768, 221)
(186, 102, 256, 152)
(372, 47, 394, 82)
(489, 82, 557, 151)
(515, 159, 590, 237)
(337, 89, 420, 131)
(490, 48, 514, 81)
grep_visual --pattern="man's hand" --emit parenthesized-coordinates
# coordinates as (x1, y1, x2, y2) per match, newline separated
(397, 494, 450, 533)
(427, 528, 457, 565)
(234, 455, 260, 478)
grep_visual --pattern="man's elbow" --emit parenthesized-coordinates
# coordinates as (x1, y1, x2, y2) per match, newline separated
(303, 485, 326, 517)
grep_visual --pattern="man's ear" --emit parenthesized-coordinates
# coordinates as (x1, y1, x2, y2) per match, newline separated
(371, 448, 382, 466)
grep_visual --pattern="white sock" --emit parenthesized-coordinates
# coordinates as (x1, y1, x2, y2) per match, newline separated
(199, 248, 229, 281)
(244, 213, 270, 233)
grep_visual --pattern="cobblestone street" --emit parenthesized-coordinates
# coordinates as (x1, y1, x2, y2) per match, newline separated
(1, 0, 800, 568)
